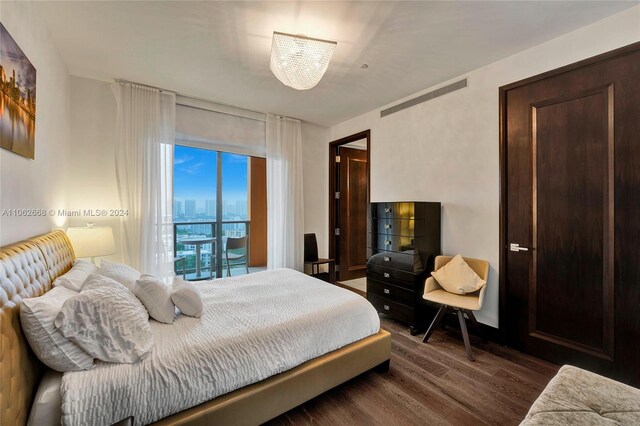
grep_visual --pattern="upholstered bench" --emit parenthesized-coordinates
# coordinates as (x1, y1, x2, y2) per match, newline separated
(521, 365, 640, 425)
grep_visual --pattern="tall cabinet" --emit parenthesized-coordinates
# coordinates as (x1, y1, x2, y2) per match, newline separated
(367, 202, 441, 334)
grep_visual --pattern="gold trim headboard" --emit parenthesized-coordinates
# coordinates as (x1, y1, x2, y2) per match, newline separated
(0, 230, 75, 426)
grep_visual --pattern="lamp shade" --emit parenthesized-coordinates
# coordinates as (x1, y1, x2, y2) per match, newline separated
(270, 32, 337, 90)
(66, 225, 116, 258)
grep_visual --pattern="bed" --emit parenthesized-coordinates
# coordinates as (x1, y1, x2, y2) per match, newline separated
(0, 231, 391, 426)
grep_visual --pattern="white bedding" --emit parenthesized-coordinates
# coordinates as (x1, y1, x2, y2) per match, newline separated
(60, 269, 380, 425)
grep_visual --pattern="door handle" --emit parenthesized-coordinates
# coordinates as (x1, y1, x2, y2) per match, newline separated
(510, 243, 529, 252)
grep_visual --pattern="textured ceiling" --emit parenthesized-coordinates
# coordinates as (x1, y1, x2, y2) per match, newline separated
(35, 1, 636, 126)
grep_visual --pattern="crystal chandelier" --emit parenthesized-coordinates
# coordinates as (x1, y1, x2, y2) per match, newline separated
(270, 32, 337, 90)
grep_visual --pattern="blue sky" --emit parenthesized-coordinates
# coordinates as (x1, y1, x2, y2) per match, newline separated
(174, 145, 248, 205)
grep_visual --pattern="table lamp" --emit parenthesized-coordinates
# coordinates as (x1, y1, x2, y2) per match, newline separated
(66, 223, 117, 264)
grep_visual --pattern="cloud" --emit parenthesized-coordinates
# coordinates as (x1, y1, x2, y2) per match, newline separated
(180, 161, 206, 175)
(174, 154, 194, 165)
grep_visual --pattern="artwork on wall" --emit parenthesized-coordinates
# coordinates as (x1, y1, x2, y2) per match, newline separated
(0, 22, 36, 159)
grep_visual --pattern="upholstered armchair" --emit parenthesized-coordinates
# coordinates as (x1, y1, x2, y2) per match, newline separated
(422, 255, 489, 361)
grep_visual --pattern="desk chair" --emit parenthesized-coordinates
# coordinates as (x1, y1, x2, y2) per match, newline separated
(304, 233, 335, 283)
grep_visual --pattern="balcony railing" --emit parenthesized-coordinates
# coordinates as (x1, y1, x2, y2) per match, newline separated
(174, 220, 250, 280)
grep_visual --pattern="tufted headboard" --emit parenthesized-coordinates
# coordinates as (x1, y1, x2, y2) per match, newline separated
(0, 230, 75, 426)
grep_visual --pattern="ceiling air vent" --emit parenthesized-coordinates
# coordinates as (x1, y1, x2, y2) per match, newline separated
(380, 78, 467, 118)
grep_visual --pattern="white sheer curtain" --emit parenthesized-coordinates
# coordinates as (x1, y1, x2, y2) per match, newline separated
(112, 82, 176, 279)
(266, 115, 304, 271)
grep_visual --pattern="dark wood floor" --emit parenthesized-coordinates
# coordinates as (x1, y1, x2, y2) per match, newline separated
(267, 317, 559, 426)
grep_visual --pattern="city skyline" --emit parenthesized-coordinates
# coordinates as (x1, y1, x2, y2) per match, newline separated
(174, 145, 249, 221)
(174, 198, 248, 219)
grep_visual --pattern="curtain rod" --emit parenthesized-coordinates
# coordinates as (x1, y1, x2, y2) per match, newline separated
(115, 78, 303, 123)
(272, 114, 302, 123)
(114, 78, 176, 94)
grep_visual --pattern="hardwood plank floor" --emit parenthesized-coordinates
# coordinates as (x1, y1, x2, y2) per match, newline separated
(266, 316, 559, 426)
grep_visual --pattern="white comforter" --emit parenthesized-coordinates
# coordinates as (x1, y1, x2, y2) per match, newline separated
(60, 269, 380, 426)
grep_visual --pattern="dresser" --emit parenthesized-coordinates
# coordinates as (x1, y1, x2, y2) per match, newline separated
(367, 202, 441, 334)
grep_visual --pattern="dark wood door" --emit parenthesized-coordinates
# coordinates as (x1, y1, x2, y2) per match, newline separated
(502, 43, 640, 385)
(338, 147, 368, 281)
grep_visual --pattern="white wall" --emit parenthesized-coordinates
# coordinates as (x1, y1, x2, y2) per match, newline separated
(327, 6, 640, 328)
(65, 77, 330, 264)
(302, 122, 329, 257)
(0, 2, 70, 245)
(67, 76, 122, 262)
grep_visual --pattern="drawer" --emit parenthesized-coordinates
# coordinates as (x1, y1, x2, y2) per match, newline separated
(367, 251, 423, 273)
(367, 268, 418, 289)
(375, 218, 424, 237)
(367, 293, 413, 324)
(373, 202, 416, 219)
(370, 233, 416, 254)
(367, 279, 415, 306)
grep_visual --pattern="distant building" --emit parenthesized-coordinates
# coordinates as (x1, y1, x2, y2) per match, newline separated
(205, 199, 215, 218)
(174, 200, 184, 218)
(224, 229, 245, 238)
(235, 200, 247, 218)
(185, 199, 196, 218)
(223, 200, 235, 216)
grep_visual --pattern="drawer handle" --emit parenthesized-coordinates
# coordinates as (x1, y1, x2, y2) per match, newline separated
(383, 288, 390, 294)
(384, 240, 391, 245)
(383, 273, 390, 278)
(384, 224, 392, 229)
(383, 304, 390, 311)
(383, 256, 390, 262)
(384, 208, 392, 213)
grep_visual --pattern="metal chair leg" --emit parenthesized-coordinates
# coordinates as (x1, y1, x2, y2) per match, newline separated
(422, 306, 447, 343)
(466, 310, 478, 325)
(466, 310, 487, 343)
(457, 310, 475, 361)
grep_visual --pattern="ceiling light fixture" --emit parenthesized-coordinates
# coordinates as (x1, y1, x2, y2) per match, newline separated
(270, 31, 337, 90)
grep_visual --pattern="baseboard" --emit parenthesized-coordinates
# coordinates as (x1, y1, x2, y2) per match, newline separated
(440, 312, 503, 345)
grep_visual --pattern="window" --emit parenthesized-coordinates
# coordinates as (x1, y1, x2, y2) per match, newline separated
(174, 145, 250, 279)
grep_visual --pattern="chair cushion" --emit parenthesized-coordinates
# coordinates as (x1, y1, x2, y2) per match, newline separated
(521, 365, 640, 425)
(423, 289, 480, 311)
(431, 254, 486, 295)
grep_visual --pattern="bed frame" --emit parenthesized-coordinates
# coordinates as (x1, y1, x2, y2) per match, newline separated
(0, 231, 391, 426)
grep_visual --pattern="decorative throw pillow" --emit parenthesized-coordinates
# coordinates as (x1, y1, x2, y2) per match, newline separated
(20, 286, 95, 372)
(172, 278, 203, 318)
(134, 274, 175, 324)
(431, 254, 486, 295)
(97, 260, 141, 292)
(55, 274, 153, 363)
(52, 259, 98, 292)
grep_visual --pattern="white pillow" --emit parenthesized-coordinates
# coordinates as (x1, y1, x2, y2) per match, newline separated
(97, 260, 141, 292)
(431, 254, 486, 295)
(20, 286, 94, 372)
(53, 260, 98, 292)
(134, 274, 175, 324)
(55, 274, 153, 364)
(172, 278, 203, 318)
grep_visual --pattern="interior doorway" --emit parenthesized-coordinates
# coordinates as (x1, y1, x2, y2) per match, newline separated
(329, 130, 370, 283)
